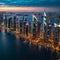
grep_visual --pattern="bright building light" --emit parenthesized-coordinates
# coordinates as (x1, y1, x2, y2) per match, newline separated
(58, 23, 60, 27)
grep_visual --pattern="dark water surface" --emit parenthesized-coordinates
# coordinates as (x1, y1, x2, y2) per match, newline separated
(0, 30, 59, 60)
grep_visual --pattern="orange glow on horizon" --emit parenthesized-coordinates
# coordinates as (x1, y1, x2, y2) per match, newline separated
(0, 7, 59, 12)
(0, 7, 43, 12)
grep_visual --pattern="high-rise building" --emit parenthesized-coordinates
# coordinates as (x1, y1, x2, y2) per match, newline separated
(54, 23, 59, 46)
(32, 23, 37, 39)
(58, 23, 60, 42)
(25, 22, 30, 36)
(36, 22, 40, 37)
(47, 21, 52, 39)
(13, 16, 19, 31)
(23, 16, 27, 35)
(20, 20, 23, 34)
(8, 17, 12, 29)
(43, 9, 47, 43)
(4, 15, 7, 28)
(32, 14, 40, 40)
(0, 13, 3, 25)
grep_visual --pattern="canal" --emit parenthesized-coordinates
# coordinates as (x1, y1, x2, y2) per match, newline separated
(0, 30, 59, 60)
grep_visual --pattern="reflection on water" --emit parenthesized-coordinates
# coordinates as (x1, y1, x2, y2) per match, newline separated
(1, 30, 7, 45)
(1, 30, 8, 55)
(16, 39, 20, 47)
(0, 30, 60, 60)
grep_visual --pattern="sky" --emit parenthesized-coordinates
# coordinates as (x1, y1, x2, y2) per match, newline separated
(0, 0, 60, 12)
(0, 0, 60, 7)
(0, 7, 60, 12)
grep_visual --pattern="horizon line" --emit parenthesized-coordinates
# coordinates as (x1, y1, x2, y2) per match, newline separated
(0, 7, 60, 12)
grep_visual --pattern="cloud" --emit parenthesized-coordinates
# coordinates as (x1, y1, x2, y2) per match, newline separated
(0, 0, 60, 7)
(0, 2, 5, 4)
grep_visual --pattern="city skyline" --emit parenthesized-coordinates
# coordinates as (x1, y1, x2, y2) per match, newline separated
(0, 0, 60, 60)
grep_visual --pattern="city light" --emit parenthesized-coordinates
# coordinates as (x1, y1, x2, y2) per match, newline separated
(54, 23, 58, 27)
(0, 0, 60, 60)
(58, 23, 60, 27)
(0, 8, 60, 60)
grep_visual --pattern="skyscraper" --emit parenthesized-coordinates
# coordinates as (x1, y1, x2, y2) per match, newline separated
(4, 14, 8, 29)
(47, 20, 52, 39)
(43, 9, 47, 43)
(25, 21, 30, 36)
(13, 16, 19, 31)
(8, 17, 12, 29)
(54, 23, 59, 46)
(32, 14, 40, 40)
(0, 13, 3, 25)
(20, 20, 23, 34)
(58, 23, 60, 42)
(23, 16, 27, 35)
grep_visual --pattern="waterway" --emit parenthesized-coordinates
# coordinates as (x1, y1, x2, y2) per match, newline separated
(0, 30, 59, 60)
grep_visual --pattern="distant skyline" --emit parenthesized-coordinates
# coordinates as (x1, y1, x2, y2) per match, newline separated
(0, 0, 60, 7)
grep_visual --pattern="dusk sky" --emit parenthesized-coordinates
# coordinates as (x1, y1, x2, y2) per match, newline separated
(0, 0, 60, 7)
(0, 0, 60, 12)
